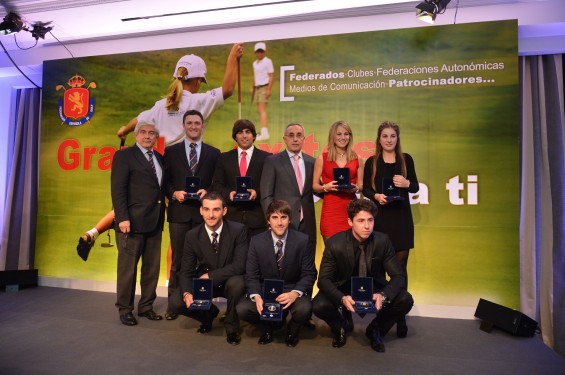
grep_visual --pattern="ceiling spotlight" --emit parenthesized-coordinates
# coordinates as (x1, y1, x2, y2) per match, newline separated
(0, 12, 24, 35)
(416, 0, 451, 24)
(28, 21, 53, 40)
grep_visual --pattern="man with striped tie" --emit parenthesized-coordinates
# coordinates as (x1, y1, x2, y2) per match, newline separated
(111, 121, 166, 326)
(164, 109, 220, 320)
(236, 200, 317, 347)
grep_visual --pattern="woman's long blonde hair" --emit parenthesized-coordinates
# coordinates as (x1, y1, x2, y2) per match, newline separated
(165, 66, 188, 112)
(326, 120, 358, 162)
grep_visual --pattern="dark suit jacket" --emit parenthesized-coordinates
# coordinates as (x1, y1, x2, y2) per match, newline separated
(317, 229, 406, 306)
(260, 151, 316, 240)
(179, 220, 248, 294)
(164, 141, 220, 224)
(245, 228, 317, 296)
(111, 144, 165, 233)
(212, 147, 271, 230)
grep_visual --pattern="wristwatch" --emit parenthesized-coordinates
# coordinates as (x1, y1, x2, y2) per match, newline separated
(378, 292, 388, 304)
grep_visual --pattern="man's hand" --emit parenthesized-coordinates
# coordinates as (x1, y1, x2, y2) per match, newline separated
(118, 220, 130, 234)
(341, 295, 355, 312)
(173, 190, 187, 203)
(372, 293, 386, 311)
(254, 295, 264, 315)
(200, 273, 209, 279)
(183, 292, 194, 309)
(247, 189, 258, 201)
(276, 291, 300, 310)
(197, 189, 207, 200)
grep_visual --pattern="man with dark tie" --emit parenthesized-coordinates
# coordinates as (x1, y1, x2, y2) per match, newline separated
(164, 109, 221, 320)
(236, 200, 317, 347)
(212, 119, 271, 237)
(312, 199, 413, 353)
(111, 121, 166, 326)
(260, 122, 316, 254)
(171, 192, 248, 345)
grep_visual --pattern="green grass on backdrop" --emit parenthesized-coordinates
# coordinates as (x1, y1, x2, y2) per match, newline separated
(38, 20, 519, 308)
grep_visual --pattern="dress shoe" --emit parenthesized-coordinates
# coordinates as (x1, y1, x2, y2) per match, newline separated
(226, 332, 241, 345)
(197, 305, 219, 334)
(332, 327, 346, 348)
(397, 317, 408, 338)
(138, 310, 163, 321)
(120, 312, 138, 326)
(258, 330, 274, 345)
(165, 311, 178, 321)
(285, 333, 299, 347)
(365, 325, 385, 353)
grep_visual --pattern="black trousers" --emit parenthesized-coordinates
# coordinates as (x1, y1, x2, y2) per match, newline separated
(236, 294, 312, 335)
(170, 275, 245, 334)
(312, 289, 414, 335)
(167, 221, 196, 311)
(115, 230, 162, 315)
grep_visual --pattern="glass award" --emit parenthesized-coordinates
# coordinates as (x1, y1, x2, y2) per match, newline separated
(233, 176, 252, 202)
(185, 176, 201, 200)
(382, 177, 404, 202)
(351, 276, 377, 314)
(333, 168, 354, 191)
(188, 278, 213, 310)
(260, 279, 284, 321)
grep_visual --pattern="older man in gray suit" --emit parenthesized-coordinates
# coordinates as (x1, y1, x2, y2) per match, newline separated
(260, 123, 317, 254)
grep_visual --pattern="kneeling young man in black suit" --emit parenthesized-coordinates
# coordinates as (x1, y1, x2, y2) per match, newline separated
(170, 191, 248, 345)
(313, 198, 413, 352)
(237, 199, 317, 347)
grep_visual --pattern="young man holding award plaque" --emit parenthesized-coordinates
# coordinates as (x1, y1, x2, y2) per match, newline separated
(312, 199, 413, 353)
(170, 192, 248, 345)
(236, 200, 317, 347)
(212, 119, 271, 237)
(164, 110, 221, 320)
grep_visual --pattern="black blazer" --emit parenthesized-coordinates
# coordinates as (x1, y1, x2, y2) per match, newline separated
(245, 228, 317, 296)
(212, 147, 271, 230)
(317, 229, 406, 306)
(164, 141, 220, 224)
(179, 220, 249, 294)
(260, 151, 316, 241)
(111, 144, 165, 233)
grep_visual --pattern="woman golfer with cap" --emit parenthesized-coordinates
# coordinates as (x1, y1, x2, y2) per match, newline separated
(78, 43, 243, 259)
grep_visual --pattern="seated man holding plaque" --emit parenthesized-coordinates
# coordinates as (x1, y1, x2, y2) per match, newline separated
(312, 199, 413, 353)
(170, 192, 248, 346)
(236, 200, 317, 347)
(212, 119, 271, 237)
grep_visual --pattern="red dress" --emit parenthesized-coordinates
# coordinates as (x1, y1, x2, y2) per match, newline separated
(320, 152, 359, 238)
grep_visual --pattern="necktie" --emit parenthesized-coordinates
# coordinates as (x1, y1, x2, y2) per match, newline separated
(239, 151, 247, 176)
(189, 143, 197, 176)
(358, 245, 367, 277)
(146, 151, 157, 177)
(292, 154, 304, 221)
(211, 232, 218, 254)
(275, 240, 284, 274)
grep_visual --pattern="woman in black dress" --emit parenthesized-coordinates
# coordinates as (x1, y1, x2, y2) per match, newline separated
(362, 120, 419, 338)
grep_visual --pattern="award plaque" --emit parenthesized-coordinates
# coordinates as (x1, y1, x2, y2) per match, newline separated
(185, 176, 201, 200)
(260, 279, 284, 321)
(333, 168, 355, 191)
(233, 176, 252, 202)
(188, 278, 213, 310)
(351, 277, 377, 314)
(382, 177, 404, 202)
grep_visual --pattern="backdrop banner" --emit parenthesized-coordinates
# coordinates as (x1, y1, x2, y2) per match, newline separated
(39, 20, 519, 308)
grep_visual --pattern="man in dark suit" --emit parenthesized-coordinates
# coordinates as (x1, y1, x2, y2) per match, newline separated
(237, 200, 317, 347)
(164, 109, 221, 320)
(260, 122, 316, 253)
(170, 192, 248, 345)
(313, 199, 413, 353)
(111, 121, 166, 326)
(212, 119, 271, 237)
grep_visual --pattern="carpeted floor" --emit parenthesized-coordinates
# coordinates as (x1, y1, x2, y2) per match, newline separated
(0, 287, 563, 375)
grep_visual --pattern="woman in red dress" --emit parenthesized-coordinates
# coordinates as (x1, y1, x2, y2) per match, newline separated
(313, 120, 364, 243)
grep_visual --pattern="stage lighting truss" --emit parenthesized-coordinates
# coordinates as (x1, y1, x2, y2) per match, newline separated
(415, 0, 451, 24)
